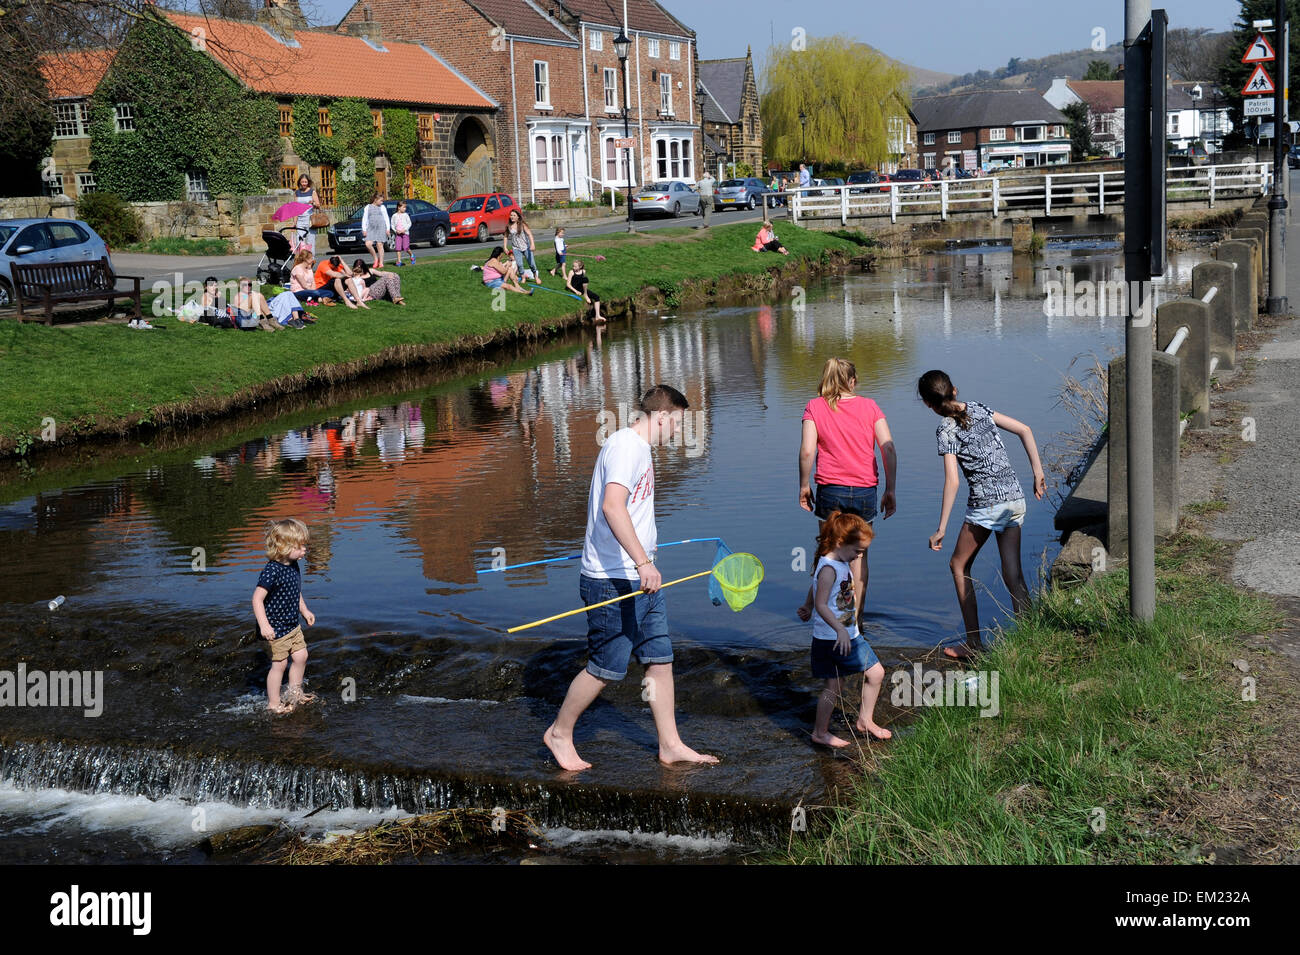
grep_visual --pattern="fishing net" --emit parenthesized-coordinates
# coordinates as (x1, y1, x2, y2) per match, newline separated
(710, 552, 765, 612)
(707, 540, 734, 606)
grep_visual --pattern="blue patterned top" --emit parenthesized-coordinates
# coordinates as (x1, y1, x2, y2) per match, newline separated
(936, 401, 1023, 508)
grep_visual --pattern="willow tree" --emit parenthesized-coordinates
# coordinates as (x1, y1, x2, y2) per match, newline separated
(762, 35, 911, 168)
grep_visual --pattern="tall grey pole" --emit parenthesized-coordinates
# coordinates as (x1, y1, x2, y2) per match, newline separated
(1125, 0, 1156, 621)
(1270, 0, 1289, 313)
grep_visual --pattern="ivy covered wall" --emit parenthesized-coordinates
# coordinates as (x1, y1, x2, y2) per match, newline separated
(89, 14, 278, 202)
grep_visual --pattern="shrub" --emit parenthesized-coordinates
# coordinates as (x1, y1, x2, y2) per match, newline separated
(76, 191, 142, 247)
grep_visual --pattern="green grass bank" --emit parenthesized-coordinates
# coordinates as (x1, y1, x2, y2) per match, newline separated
(0, 223, 866, 456)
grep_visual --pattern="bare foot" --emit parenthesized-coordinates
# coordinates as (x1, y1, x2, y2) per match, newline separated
(286, 688, 317, 705)
(267, 700, 295, 715)
(943, 645, 980, 661)
(855, 720, 893, 741)
(811, 730, 851, 748)
(544, 724, 592, 771)
(658, 742, 719, 766)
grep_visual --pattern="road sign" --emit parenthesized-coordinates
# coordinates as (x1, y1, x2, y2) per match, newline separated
(1242, 33, 1276, 63)
(1245, 96, 1275, 116)
(613, 137, 635, 148)
(1243, 64, 1276, 95)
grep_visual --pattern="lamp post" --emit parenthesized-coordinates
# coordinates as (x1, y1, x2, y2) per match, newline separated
(799, 109, 807, 163)
(695, 79, 706, 178)
(615, 27, 635, 234)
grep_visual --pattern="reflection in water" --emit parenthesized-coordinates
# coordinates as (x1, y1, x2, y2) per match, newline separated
(0, 249, 1201, 652)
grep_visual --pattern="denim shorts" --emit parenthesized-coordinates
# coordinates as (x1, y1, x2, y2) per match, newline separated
(484, 277, 505, 289)
(814, 483, 877, 522)
(580, 574, 673, 682)
(965, 498, 1027, 531)
(810, 635, 879, 679)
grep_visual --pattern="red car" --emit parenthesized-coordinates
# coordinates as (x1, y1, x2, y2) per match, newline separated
(447, 192, 520, 243)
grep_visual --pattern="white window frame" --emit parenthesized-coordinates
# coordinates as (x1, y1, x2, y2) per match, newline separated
(947, 130, 962, 144)
(76, 171, 96, 195)
(603, 68, 618, 112)
(53, 101, 88, 139)
(114, 103, 135, 133)
(923, 153, 936, 168)
(44, 171, 66, 197)
(186, 170, 210, 202)
(1018, 125, 1044, 141)
(660, 73, 673, 115)
(590, 29, 603, 51)
(602, 132, 634, 187)
(989, 126, 1006, 141)
(669, 41, 681, 60)
(534, 61, 551, 109)
(922, 131, 935, 145)
(1168, 114, 1180, 134)
(530, 128, 569, 188)
(647, 38, 660, 58)
(652, 135, 693, 180)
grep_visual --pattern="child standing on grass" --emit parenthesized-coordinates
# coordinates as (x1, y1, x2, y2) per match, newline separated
(566, 259, 604, 323)
(391, 201, 413, 267)
(917, 369, 1046, 661)
(252, 518, 317, 714)
(797, 511, 891, 746)
(549, 227, 568, 279)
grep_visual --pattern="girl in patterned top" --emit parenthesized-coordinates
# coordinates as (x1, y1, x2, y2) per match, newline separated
(917, 370, 1046, 660)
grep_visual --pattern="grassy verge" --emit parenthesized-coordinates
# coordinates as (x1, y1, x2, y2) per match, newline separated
(121, 236, 239, 256)
(785, 536, 1285, 864)
(0, 223, 859, 454)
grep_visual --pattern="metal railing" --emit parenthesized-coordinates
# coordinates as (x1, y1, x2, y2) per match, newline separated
(787, 162, 1273, 225)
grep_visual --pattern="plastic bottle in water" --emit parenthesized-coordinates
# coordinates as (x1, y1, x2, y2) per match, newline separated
(48, 595, 65, 611)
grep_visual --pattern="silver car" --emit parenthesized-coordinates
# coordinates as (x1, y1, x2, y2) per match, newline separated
(714, 177, 772, 211)
(0, 218, 112, 307)
(632, 180, 701, 218)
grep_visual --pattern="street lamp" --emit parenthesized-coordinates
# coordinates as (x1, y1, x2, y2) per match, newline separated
(614, 27, 635, 233)
(799, 109, 807, 163)
(695, 79, 706, 177)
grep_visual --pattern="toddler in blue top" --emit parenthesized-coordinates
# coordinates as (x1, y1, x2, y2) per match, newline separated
(252, 518, 316, 713)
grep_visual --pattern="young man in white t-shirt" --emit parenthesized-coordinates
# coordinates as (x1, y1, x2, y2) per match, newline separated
(544, 385, 719, 772)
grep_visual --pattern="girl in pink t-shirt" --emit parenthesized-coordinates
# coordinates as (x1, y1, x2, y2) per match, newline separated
(797, 357, 898, 622)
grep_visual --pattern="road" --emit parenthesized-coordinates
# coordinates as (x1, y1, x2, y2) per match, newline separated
(112, 204, 780, 287)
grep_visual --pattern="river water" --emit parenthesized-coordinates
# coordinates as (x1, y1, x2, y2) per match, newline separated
(0, 245, 1202, 861)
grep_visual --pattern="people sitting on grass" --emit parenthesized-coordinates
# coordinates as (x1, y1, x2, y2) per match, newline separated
(476, 246, 532, 295)
(752, 220, 789, 255)
(349, 259, 406, 306)
(267, 288, 313, 328)
(315, 255, 366, 310)
(566, 259, 604, 324)
(200, 275, 228, 324)
(290, 250, 334, 305)
(231, 277, 281, 331)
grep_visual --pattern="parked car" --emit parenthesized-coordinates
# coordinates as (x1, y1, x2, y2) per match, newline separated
(327, 198, 451, 252)
(892, 168, 926, 192)
(714, 177, 771, 211)
(1289, 144, 1300, 169)
(0, 218, 111, 308)
(809, 177, 845, 196)
(953, 166, 977, 179)
(846, 170, 881, 195)
(632, 180, 701, 218)
(447, 192, 520, 242)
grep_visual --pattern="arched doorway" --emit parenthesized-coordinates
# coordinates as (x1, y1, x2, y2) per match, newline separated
(453, 117, 494, 194)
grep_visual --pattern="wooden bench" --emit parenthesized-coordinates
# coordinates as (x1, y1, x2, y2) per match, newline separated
(11, 256, 143, 326)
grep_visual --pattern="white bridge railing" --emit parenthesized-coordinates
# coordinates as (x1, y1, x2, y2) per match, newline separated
(788, 162, 1273, 225)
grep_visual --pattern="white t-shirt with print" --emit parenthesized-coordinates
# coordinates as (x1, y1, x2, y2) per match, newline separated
(811, 555, 859, 641)
(582, 428, 656, 579)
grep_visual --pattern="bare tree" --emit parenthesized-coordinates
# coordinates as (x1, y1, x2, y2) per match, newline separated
(1166, 27, 1223, 82)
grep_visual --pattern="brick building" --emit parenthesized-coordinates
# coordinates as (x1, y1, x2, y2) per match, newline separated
(912, 89, 1070, 171)
(338, 0, 700, 206)
(698, 48, 762, 176)
(36, 49, 117, 199)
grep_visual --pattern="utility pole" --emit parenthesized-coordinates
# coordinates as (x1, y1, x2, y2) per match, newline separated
(1124, 0, 1161, 622)
(1269, 0, 1289, 313)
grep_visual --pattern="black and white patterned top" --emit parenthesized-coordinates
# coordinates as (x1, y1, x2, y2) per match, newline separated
(256, 559, 301, 638)
(935, 401, 1024, 508)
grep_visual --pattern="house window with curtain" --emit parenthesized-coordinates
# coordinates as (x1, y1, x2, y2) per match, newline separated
(534, 61, 551, 108)
(603, 134, 631, 185)
(989, 127, 1006, 141)
(531, 131, 567, 187)
(660, 73, 672, 115)
(604, 68, 618, 111)
(590, 30, 603, 51)
(947, 130, 962, 143)
(648, 38, 660, 58)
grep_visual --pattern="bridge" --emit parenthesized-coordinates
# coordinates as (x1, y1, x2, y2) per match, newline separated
(787, 162, 1273, 228)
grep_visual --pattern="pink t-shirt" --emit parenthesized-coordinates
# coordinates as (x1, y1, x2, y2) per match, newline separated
(802, 395, 886, 488)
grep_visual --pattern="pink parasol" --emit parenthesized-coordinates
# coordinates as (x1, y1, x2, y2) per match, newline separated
(273, 201, 313, 222)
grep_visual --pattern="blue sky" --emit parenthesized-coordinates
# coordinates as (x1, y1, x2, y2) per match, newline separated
(307, 0, 1242, 75)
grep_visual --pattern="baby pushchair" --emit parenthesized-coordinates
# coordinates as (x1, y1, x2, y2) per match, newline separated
(255, 226, 296, 285)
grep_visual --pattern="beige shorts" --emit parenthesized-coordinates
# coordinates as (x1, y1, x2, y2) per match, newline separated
(265, 625, 307, 663)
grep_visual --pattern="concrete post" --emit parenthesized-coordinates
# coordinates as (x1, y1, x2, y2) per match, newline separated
(1107, 351, 1182, 557)
(1231, 225, 1266, 286)
(1191, 260, 1236, 370)
(1216, 239, 1258, 331)
(1155, 299, 1211, 430)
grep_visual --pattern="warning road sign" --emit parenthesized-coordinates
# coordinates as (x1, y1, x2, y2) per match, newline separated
(1242, 33, 1276, 63)
(1242, 64, 1276, 95)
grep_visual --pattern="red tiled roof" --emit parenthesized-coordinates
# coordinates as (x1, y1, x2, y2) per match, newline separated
(38, 49, 117, 99)
(467, 0, 575, 43)
(1068, 81, 1124, 113)
(162, 10, 494, 109)
(558, 0, 690, 37)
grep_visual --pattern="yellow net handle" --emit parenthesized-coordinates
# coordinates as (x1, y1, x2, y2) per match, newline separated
(507, 569, 713, 634)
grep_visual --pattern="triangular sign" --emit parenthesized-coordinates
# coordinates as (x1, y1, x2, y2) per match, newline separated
(1243, 64, 1276, 95)
(1242, 33, 1276, 63)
